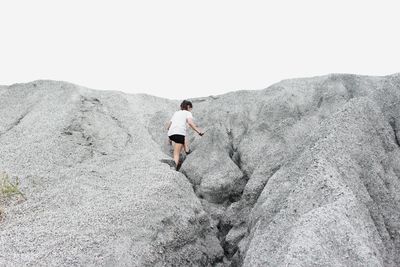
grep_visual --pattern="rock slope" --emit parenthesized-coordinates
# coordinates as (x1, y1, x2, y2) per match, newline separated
(1, 74, 400, 266)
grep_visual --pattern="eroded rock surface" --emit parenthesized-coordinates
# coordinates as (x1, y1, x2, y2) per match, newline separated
(0, 81, 222, 266)
(1, 74, 400, 266)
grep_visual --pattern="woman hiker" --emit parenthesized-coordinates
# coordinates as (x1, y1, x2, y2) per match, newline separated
(167, 100, 204, 170)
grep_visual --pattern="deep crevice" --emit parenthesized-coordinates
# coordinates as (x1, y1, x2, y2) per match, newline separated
(205, 127, 250, 262)
(160, 157, 238, 265)
(389, 117, 400, 147)
(226, 127, 250, 184)
(217, 220, 234, 256)
(159, 126, 251, 265)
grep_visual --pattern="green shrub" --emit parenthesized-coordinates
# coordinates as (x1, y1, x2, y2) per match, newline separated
(0, 171, 26, 222)
(0, 171, 26, 200)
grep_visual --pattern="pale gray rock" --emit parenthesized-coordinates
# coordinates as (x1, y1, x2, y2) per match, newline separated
(0, 81, 223, 266)
(181, 126, 246, 204)
(1, 74, 400, 266)
(243, 97, 400, 266)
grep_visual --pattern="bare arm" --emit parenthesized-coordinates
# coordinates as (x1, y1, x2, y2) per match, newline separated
(166, 121, 172, 130)
(187, 118, 203, 135)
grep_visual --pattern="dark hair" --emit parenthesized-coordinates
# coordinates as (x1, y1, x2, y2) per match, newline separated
(180, 100, 193, 111)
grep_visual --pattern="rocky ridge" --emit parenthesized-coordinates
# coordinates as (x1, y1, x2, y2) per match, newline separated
(1, 74, 400, 266)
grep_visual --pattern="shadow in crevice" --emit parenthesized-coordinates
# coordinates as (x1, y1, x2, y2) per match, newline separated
(389, 117, 400, 147)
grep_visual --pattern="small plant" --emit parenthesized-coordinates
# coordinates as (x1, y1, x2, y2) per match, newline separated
(0, 171, 26, 200)
(0, 171, 27, 223)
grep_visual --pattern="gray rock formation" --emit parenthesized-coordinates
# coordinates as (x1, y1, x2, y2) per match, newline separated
(1, 74, 400, 266)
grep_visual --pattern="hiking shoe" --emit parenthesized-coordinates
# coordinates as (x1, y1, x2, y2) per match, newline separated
(185, 149, 192, 155)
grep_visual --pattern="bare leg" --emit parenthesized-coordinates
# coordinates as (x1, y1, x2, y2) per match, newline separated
(180, 145, 185, 155)
(184, 136, 189, 153)
(173, 143, 183, 166)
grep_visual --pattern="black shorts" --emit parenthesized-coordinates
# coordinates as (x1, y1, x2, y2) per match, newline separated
(169, 134, 185, 144)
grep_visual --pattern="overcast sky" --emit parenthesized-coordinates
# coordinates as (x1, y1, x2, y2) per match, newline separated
(1, 0, 399, 100)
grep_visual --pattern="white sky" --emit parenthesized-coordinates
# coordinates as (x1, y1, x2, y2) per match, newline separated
(1, 0, 399, 100)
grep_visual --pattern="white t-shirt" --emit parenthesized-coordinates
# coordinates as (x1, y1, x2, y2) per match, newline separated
(167, 110, 193, 136)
